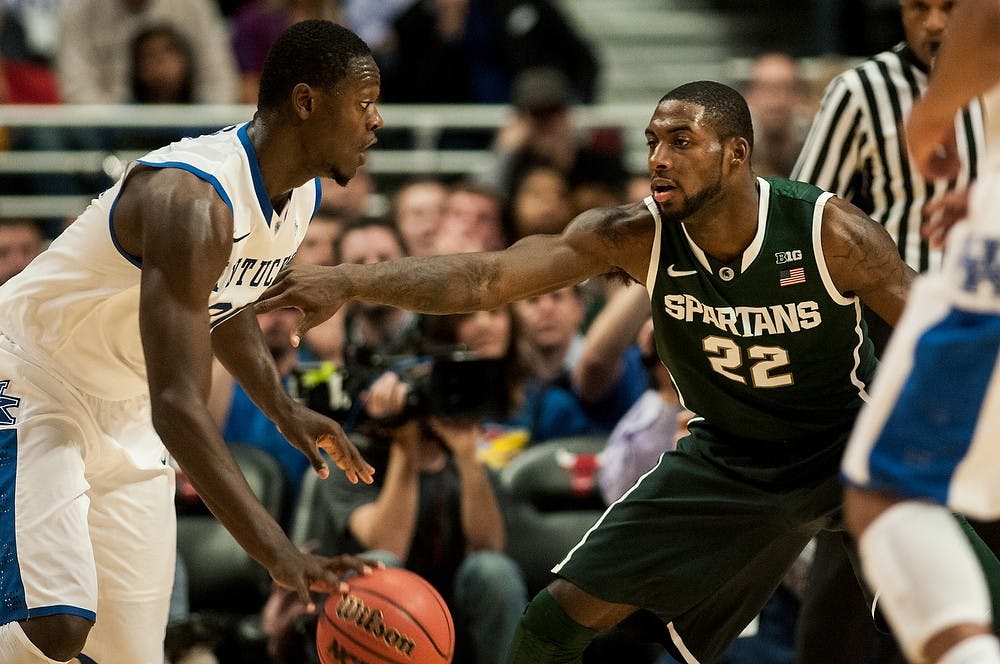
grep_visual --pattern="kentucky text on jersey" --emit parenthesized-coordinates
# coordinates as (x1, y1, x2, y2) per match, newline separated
(661, 293, 822, 337)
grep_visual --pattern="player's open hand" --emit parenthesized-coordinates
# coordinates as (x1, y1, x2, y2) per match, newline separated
(256, 264, 347, 347)
(277, 404, 375, 484)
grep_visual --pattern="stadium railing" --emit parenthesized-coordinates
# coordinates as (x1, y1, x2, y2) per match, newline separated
(0, 103, 653, 219)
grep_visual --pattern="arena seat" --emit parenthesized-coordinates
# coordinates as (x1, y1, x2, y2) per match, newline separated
(175, 443, 287, 615)
(499, 435, 608, 595)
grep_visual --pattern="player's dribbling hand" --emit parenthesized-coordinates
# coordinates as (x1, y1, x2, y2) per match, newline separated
(277, 404, 375, 484)
(255, 264, 347, 347)
(269, 549, 381, 614)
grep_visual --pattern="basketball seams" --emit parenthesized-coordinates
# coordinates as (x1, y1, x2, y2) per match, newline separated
(318, 609, 413, 664)
(349, 584, 451, 659)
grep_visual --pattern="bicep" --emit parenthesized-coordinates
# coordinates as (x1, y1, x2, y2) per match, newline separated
(821, 198, 916, 327)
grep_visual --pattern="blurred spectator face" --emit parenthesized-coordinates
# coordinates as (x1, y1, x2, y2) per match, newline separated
(744, 53, 803, 134)
(438, 189, 504, 252)
(514, 287, 583, 352)
(320, 169, 375, 218)
(395, 181, 447, 257)
(296, 212, 345, 266)
(454, 308, 512, 359)
(257, 307, 299, 358)
(339, 225, 404, 266)
(131, 27, 193, 103)
(339, 223, 405, 316)
(0, 220, 44, 284)
(512, 165, 572, 238)
(900, 0, 954, 67)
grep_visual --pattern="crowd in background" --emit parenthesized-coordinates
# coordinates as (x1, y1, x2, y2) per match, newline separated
(2, 1, 986, 664)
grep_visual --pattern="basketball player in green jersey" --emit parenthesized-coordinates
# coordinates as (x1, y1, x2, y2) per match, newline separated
(256, 81, 1000, 663)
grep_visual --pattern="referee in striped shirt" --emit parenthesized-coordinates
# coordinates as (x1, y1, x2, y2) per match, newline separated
(793, 0, 984, 283)
(792, 3, 989, 664)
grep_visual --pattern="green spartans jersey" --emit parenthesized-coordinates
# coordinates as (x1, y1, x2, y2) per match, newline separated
(646, 177, 877, 444)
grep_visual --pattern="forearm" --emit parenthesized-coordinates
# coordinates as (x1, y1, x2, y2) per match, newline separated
(921, 0, 1000, 119)
(338, 235, 596, 314)
(213, 308, 294, 423)
(349, 445, 420, 558)
(454, 452, 505, 551)
(153, 398, 292, 567)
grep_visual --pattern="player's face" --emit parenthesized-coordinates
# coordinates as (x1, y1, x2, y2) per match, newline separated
(317, 55, 383, 186)
(900, 0, 955, 67)
(645, 99, 725, 223)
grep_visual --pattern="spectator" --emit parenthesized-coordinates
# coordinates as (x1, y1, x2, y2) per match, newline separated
(296, 206, 351, 364)
(56, 0, 239, 104)
(507, 162, 573, 240)
(0, 217, 45, 284)
(741, 52, 810, 177)
(129, 24, 193, 103)
(231, 0, 342, 104)
(494, 0, 599, 104)
(433, 180, 507, 254)
(490, 67, 626, 216)
(0, 0, 61, 103)
(318, 168, 380, 218)
(328, 371, 528, 664)
(382, 0, 509, 104)
(336, 215, 422, 376)
(422, 305, 599, 457)
(392, 177, 448, 257)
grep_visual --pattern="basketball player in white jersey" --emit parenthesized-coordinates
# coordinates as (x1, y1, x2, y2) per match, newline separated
(0, 20, 379, 663)
(842, 1, 1000, 662)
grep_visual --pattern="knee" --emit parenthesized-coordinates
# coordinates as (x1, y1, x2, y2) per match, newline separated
(19, 614, 93, 661)
(456, 551, 526, 599)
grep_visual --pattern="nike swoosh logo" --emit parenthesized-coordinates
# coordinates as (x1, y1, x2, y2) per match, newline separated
(667, 264, 698, 277)
(233, 231, 251, 242)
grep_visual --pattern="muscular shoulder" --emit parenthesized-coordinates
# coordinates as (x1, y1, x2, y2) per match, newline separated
(564, 200, 655, 282)
(116, 166, 234, 266)
(820, 196, 909, 295)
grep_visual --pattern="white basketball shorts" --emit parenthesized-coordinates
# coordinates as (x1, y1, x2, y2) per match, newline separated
(842, 174, 1000, 520)
(0, 333, 175, 662)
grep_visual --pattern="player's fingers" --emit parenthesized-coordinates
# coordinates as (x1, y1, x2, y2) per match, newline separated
(326, 435, 375, 485)
(294, 576, 316, 614)
(304, 437, 330, 479)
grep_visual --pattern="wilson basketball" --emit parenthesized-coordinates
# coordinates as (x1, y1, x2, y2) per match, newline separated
(317, 567, 455, 664)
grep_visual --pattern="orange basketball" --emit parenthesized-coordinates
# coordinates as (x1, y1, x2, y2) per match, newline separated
(317, 567, 455, 664)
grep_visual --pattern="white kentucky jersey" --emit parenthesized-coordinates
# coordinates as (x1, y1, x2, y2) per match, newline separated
(0, 122, 320, 401)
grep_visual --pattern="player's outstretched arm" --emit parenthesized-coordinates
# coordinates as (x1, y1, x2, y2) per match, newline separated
(256, 201, 655, 343)
(820, 196, 917, 328)
(907, 0, 1000, 181)
(212, 307, 374, 483)
(118, 168, 366, 605)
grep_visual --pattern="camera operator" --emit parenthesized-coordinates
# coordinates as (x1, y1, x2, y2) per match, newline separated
(323, 369, 528, 664)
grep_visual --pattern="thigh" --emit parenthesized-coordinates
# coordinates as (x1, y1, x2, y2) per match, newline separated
(84, 470, 176, 663)
(553, 442, 839, 662)
(0, 348, 99, 626)
(844, 277, 1000, 519)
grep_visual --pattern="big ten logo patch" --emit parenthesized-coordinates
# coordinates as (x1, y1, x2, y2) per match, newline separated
(775, 249, 802, 264)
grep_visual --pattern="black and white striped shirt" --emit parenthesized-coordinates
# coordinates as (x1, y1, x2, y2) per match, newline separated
(792, 43, 985, 273)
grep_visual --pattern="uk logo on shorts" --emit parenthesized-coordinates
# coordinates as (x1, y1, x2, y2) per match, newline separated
(0, 380, 20, 426)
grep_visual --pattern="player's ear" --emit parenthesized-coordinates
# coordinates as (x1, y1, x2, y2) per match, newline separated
(291, 83, 314, 119)
(728, 137, 749, 168)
